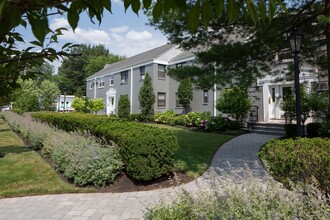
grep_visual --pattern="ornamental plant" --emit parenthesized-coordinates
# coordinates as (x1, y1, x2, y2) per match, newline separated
(71, 97, 86, 112)
(177, 78, 193, 113)
(117, 95, 130, 119)
(87, 98, 104, 114)
(139, 73, 155, 117)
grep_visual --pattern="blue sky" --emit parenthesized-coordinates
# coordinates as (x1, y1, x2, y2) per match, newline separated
(19, 1, 168, 73)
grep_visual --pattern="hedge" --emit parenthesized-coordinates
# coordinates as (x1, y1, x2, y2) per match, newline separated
(259, 137, 330, 196)
(32, 112, 179, 181)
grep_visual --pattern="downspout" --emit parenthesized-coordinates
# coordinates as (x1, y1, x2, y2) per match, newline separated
(213, 62, 217, 116)
(94, 77, 97, 99)
(130, 66, 133, 113)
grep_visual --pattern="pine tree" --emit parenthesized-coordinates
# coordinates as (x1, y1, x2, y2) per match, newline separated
(139, 73, 155, 117)
(178, 78, 193, 113)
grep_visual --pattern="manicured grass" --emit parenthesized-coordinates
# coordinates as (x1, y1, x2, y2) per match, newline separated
(0, 119, 92, 198)
(145, 123, 234, 177)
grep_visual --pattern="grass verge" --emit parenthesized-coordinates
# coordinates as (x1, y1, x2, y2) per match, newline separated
(0, 119, 92, 198)
(145, 123, 233, 177)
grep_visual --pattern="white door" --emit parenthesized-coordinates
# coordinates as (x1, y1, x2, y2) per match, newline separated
(269, 85, 293, 119)
(106, 88, 116, 115)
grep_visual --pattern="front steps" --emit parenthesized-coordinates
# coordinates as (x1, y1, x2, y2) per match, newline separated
(247, 121, 285, 136)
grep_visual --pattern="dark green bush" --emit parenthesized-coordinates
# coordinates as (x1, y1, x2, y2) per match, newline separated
(128, 113, 153, 122)
(284, 124, 297, 138)
(32, 112, 179, 181)
(207, 115, 226, 132)
(319, 121, 330, 137)
(306, 123, 321, 137)
(259, 137, 330, 195)
(168, 115, 186, 126)
(118, 95, 130, 119)
(226, 120, 240, 130)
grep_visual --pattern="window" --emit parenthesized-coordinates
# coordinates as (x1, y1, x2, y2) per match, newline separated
(121, 71, 128, 83)
(89, 81, 93, 90)
(109, 75, 114, 86)
(158, 64, 166, 79)
(157, 92, 166, 107)
(203, 90, 209, 104)
(140, 66, 145, 79)
(175, 92, 183, 107)
(176, 62, 186, 68)
(98, 78, 104, 88)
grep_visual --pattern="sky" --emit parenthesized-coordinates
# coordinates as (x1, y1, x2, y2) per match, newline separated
(18, 0, 168, 73)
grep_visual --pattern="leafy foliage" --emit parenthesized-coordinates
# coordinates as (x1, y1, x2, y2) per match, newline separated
(39, 80, 60, 111)
(71, 97, 87, 113)
(32, 112, 179, 181)
(88, 98, 105, 114)
(13, 79, 40, 113)
(177, 78, 193, 112)
(259, 137, 330, 196)
(118, 95, 130, 119)
(139, 73, 155, 117)
(216, 87, 252, 121)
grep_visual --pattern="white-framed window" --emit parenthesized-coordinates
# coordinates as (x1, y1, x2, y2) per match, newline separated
(176, 62, 186, 68)
(158, 64, 166, 79)
(157, 92, 166, 107)
(89, 81, 93, 90)
(121, 71, 128, 83)
(98, 78, 105, 88)
(140, 66, 145, 79)
(109, 75, 114, 86)
(203, 90, 208, 104)
(175, 92, 183, 107)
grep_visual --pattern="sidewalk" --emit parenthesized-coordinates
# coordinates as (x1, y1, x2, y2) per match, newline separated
(0, 133, 279, 220)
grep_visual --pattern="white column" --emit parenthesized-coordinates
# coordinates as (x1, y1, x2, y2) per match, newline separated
(130, 66, 133, 113)
(94, 77, 97, 99)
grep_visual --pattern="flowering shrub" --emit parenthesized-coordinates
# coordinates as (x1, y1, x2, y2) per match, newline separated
(1, 111, 123, 186)
(184, 111, 211, 127)
(206, 115, 227, 132)
(154, 109, 175, 124)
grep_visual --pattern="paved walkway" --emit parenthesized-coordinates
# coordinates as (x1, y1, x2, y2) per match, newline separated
(0, 133, 279, 220)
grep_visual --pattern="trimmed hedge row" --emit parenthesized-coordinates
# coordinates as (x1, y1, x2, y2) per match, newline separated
(259, 137, 330, 196)
(32, 112, 179, 181)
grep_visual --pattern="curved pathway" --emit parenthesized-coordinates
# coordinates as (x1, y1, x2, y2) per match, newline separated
(0, 133, 280, 220)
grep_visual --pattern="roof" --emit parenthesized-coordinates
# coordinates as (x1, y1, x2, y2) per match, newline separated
(87, 44, 175, 80)
(169, 50, 195, 63)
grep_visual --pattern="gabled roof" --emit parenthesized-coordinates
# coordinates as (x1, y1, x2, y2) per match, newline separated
(169, 50, 195, 63)
(87, 43, 175, 80)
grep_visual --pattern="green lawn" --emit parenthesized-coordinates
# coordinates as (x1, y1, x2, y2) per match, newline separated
(0, 119, 92, 198)
(145, 123, 234, 177)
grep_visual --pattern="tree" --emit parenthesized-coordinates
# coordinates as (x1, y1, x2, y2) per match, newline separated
(118, 95, 130, 119)
(177, 78, 193, 113)
(57, 44, 124, 96)
(0, 0, 285, 104)
(139, 73, 155, 117)
(216, 87, 252, 122)
(39, 80, 60, 111)
(88, 98, 105, 114)
(71, 97, 87, 113)
(13, 79, 40, 113)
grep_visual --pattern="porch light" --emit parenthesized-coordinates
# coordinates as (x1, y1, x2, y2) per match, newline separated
(288, 27, 302, 54)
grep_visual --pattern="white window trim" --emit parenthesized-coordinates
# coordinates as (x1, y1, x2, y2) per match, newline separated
(203, 90, 209, 104)
(158, 64, 166, 79)
(98, 78, 105, 88)
(109, 75, 114, 86)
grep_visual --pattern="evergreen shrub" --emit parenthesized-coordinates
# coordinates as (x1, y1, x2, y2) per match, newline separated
(306, 122, 321, 137)
(118, 95, 130, 119)
(32, 112, 179, 181)
(284, 124, 297, 138)
(259, 137, 330, 195)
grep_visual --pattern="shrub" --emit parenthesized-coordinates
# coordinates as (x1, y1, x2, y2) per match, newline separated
(118, 95, 130, 119)
(154, 109, 176, 124)
(87, 98, 104, 114)
(146, 169, 328, 219)
(284, 124, 297, 138)
(184, 111, 211, 127)
(206, 115, 226, 132)
(139, 73, 155, 117)
(129, 113, 153, 122)
(319, 121, 330, 137)
(168, 114, 186, 126)
(2, 111, 123, 186)
(226, 120, 240, 130)
(306, 123, 322, 137)
(259, 137, 330, 196)
(32, 112, 179, 181)
(71, 97, 87, 112)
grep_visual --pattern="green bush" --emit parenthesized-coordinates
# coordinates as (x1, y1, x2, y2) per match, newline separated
(319, 121, 330, 137)
(168, 114, 186, 126)
(259, 137, 330, 195)
(32, 112, 179, 181)
(154, 109, 176, 124)
(184, 111, 211, 127)
(306, 123, 321, 137)
(284, 124, 297, 138)
(206, 115, 226, 132)
(118, 95, 130, 119)
(226, 120, 240, 130)
(128, 113, 153, 122)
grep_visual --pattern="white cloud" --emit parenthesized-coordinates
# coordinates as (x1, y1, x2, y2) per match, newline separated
(126, 30, 152, 41)
(109, 26, 129, 33)
(59, 28, 111, 45)
(50, 18, 70, 30)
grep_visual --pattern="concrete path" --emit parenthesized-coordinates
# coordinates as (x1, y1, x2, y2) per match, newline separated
(0, 133, 279, 220)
